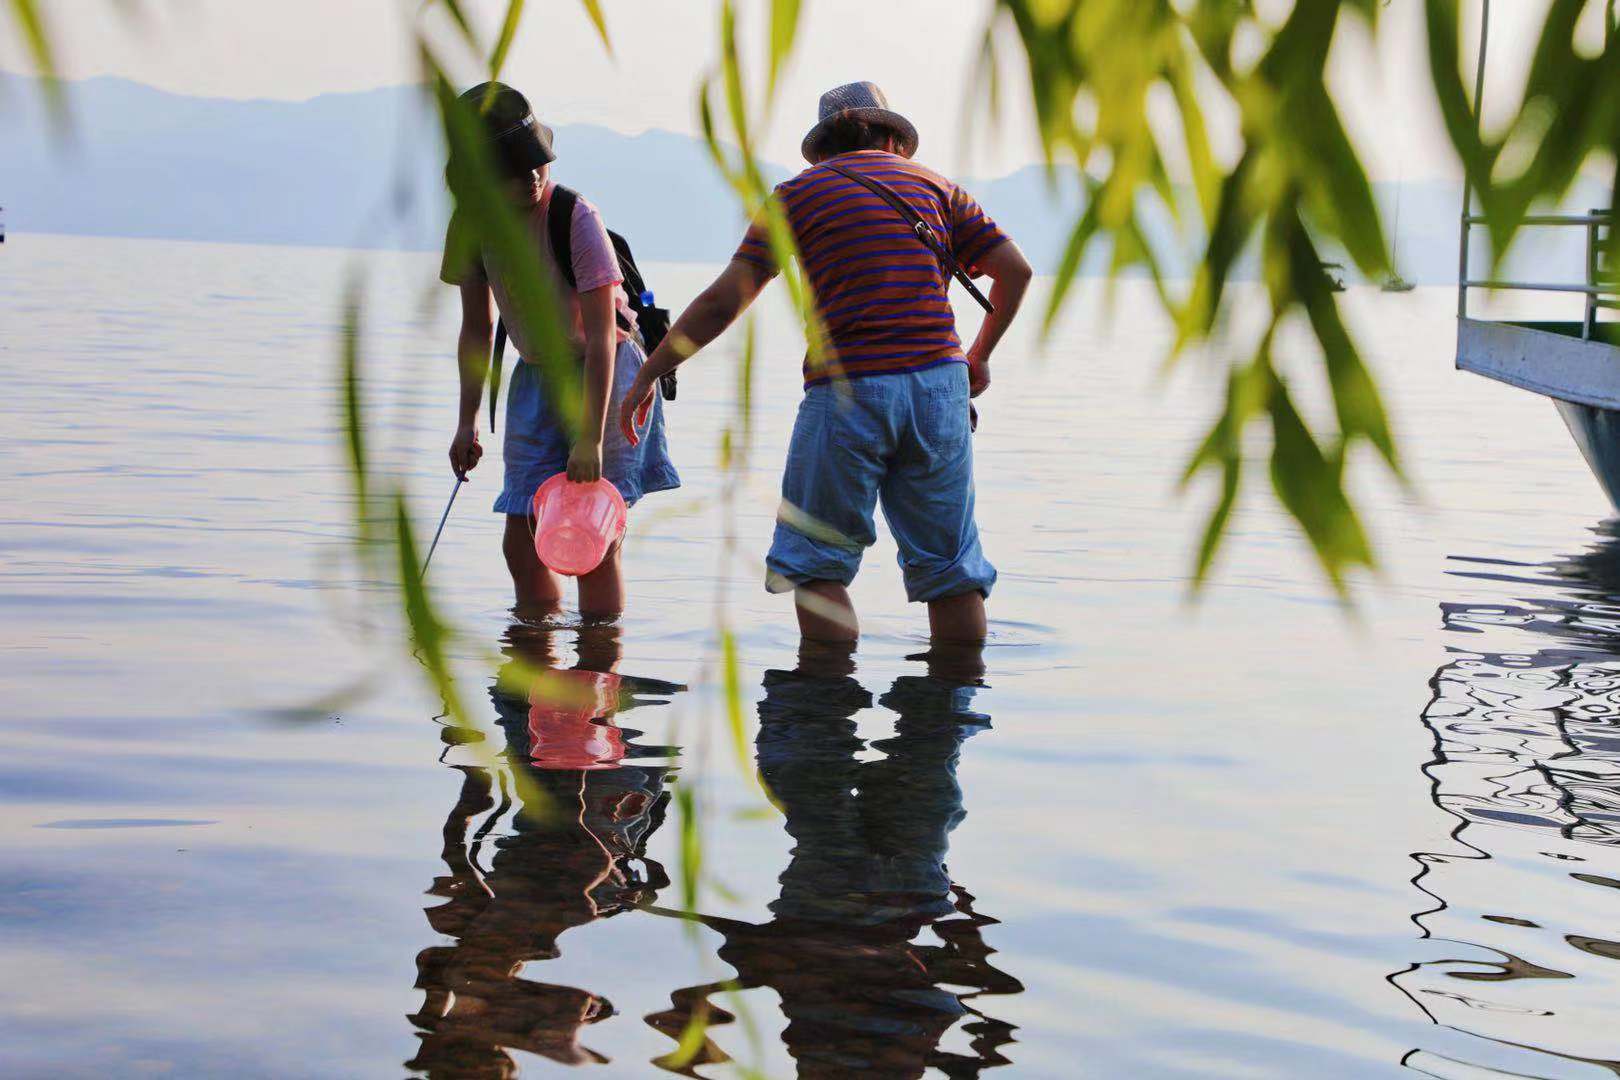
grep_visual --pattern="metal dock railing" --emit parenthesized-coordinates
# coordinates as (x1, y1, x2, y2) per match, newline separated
(1458, 211, 1617, 339)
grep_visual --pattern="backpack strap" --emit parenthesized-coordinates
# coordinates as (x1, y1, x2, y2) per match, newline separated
(547, 183, 581, 291)
(488, 319, 507, 432)
(549, 183, 642, 341)
(486, 185, 578, 433)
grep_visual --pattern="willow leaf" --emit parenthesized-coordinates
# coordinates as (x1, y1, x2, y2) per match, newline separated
(1266, 377, 1373, 593)
(1183, 345, 1270, 583)
(1165, 48, 1218, 222)
(393, 495, 472, 727)
(577, 0, 612, 54)
(431, 0, 479, 54)
(489, 0, 525, 76)
(676, 782, 701, 911)
(768, 0, 802, 98)
(721, 631, 749, 775)
(1284, 218, 1400, 471)
(340, 280, 370, 549)
(719, 0, 751, 157)
(662, 1003, 713, 1069)
(8, 0, 65, 121)
(1043, 196, 1100, 336)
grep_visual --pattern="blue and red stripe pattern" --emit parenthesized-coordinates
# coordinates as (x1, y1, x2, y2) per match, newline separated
(732, 150, 1010, 386)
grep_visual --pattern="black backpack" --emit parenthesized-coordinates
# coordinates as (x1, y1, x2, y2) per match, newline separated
(489, 185, 675, 431)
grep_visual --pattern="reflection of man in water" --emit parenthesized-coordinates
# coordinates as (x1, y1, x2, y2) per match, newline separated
(407, 622, 682, 1077)
(652, 643, 1022, 1078)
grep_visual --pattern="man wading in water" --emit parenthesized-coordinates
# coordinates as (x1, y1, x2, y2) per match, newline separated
(619, 83, 1031, 643)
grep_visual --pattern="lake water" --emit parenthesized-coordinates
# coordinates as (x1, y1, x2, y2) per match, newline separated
(5, 233, 1620, 1078)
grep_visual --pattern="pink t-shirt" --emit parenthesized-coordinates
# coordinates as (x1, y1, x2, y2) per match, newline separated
(441, 182, 634, 358)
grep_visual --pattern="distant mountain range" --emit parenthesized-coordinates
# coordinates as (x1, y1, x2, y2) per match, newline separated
(0, 73, 1605, 284)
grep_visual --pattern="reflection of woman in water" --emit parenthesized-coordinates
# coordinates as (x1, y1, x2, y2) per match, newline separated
(407, 622, 682, 1077)
(651, 643, 1023, 1078)
(1399, 525, 1620, 1075)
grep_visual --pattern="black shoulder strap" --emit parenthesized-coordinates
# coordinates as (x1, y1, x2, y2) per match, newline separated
(547, 183, 580, 291)
(491, 185, 585, 432)
(488, 319, 507, 432)
(821, 162, 994, 314)
(609, 231, 648, 300)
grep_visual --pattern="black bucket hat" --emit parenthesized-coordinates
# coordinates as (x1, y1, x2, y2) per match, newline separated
(457, 81, 556, 178)
(800, 81, 919, 163)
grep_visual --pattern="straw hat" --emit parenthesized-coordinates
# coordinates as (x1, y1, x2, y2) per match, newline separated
(800, 81, 919, 163)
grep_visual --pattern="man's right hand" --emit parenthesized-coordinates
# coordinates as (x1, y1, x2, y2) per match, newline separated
(449, 424, 483, 478)
(618, 368, 658, 448)
(967, 354, 992, 398)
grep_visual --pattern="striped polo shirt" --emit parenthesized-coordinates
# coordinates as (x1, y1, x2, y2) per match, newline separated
(732, 150, 1009, 386)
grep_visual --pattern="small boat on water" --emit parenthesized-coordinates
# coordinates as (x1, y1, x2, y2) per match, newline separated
(1453, 6, 1620, 506)
(1383, 175, 1415, 292)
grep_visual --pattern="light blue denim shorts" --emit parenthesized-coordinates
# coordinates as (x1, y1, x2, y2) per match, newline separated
(766, 361, 996, 603)
(494, 338, 681, 515)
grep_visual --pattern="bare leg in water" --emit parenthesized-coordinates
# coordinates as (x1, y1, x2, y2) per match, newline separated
(506, 514, 625, 620)
(927, 589, 987, 644)
(794, 581, 858, 644)
(578, 540, 624, 621)
(794, 581, 987, 645)
(504, 513, 562, 618)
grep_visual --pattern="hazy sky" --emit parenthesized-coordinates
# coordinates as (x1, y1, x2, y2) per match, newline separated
(0, 0, 1568, 180)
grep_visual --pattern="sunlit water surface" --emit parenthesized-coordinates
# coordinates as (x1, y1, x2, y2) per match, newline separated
(5, 234, 1620, 1078)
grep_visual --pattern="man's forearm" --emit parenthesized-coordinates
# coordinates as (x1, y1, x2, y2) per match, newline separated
(647, 294, 736, 377)
(643, 263, 765, 379)
(457, 327, 491, 427)
(966, 272, 1030, 364)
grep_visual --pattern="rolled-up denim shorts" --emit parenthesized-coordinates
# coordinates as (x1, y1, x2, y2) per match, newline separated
(766, 361, 996, 603)
(493, 338, 681, 515)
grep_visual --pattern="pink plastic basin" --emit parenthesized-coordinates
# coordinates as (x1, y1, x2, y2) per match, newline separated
(527, 669, 626, 770)
(531, 474, 627, 577)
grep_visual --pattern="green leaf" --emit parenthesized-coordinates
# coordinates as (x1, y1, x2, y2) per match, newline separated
(577, 0, 613, 54)
(1179, 151, 1256, 350)
(339, 280, 370, 548)
(986, 3, 1410, 588)
(719, 0, 751, 157)
(696, 66, 825, 371)
(489, 0, 525, 76)
(7, 0, 53, 73)
(7, 0, 66, 122)
(430, 0, 479, 53)
(721, 631, 749, 774)
(1423, 1, 1485, 173)
(662, 1002, 712, 1070)
(392, 494, 471, 727)
(1182, 346, 1270, 585)
(768, 0, 802, 98)
(1042, 195, 1099, 336)
(1165, 47, 1218, 222)
(1265, 375, 1375, 594)
(676, 781, 702, 911)
(1283, 214, 1400, 471)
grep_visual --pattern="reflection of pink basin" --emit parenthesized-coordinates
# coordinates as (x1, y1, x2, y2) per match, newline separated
(531, 475, 627, 577)
(527, 669, 625, 770)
